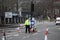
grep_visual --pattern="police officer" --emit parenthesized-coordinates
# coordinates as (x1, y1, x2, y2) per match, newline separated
(25, 18, 30, 33)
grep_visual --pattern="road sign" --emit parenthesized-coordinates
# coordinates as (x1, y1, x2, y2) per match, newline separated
(5, 12, 12, 18)
(31, 20, 35, 26)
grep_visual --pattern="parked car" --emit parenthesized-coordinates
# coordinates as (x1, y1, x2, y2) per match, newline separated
(56, 17, 60, 25)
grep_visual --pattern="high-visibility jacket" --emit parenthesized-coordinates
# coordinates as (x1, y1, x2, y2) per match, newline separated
(25, 19, 30, 25)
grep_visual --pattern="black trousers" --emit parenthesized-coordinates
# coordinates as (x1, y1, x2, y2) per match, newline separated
(25, 25, 30, 33)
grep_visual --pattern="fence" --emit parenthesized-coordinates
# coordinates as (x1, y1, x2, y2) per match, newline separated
(0, 17, 26, 24)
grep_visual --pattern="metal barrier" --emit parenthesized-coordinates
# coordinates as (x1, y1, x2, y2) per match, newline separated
(0, 17, 26, 24)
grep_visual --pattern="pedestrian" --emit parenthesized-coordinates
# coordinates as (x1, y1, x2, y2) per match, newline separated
(25, 18, 30, 33)
(54, 14, 56, 19)
(47, 16, 50, 21)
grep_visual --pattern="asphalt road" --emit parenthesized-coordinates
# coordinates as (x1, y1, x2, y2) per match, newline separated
(0, 21, 60, 40)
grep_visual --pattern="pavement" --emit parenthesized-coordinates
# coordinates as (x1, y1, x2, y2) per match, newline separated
(0, 24, 23, 27)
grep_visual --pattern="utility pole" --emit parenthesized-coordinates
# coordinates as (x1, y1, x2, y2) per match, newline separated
(51, 0, 53, 18)
(17, 0, 18, 14)
(1, 0, 4, 24)
(31, 0, 34, 20)
(16, 0, 18, 23)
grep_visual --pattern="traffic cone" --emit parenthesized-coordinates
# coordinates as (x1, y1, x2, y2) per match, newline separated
(45, 27, 48, 35)
(44, 27, 48, 40)
(16, 27, 21, 32)
(44, 34, 47, 40)
(2, 32, 6, 40)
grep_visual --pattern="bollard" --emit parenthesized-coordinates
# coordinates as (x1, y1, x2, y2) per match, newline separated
(2, 32, 6, 40)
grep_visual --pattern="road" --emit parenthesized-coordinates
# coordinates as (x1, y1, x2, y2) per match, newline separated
(0, 21, 60, 40)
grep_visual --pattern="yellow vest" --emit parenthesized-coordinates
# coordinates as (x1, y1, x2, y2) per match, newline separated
(25, 19, 30, 25)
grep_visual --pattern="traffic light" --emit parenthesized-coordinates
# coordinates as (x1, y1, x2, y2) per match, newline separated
(31, 3, 34, 12)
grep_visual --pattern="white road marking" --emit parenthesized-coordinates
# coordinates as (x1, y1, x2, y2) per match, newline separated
(7, 37, 13, 39)
(33, 33, 38, 36)
(23, 35, 30, 39)
(7, 30, 16, 32)
(6, 32, 19, 37)
(6, 32, 18, 35)
(6, 35, 12, 37)
(37, 30, 41, 32)
(13, 34, 19, 36)
(6, 34, 19, 37)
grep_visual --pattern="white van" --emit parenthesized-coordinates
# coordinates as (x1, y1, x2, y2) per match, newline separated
(56, 17, 60, 25)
